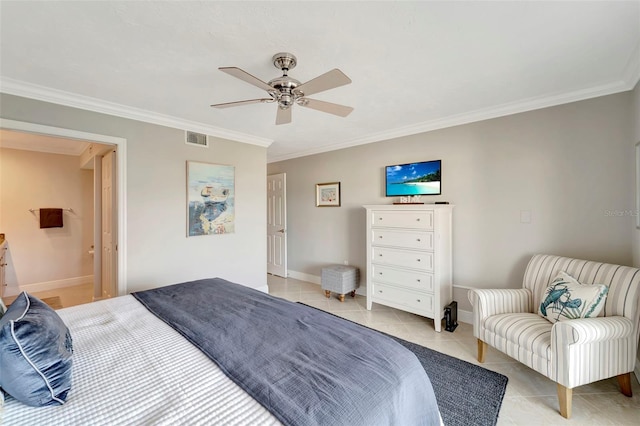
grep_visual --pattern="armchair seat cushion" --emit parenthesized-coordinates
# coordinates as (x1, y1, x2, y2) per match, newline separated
(484, 313, 552, 361)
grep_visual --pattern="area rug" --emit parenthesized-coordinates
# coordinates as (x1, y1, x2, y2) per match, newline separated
(387, 334, 508, 426)
(297, 303, 508, 426)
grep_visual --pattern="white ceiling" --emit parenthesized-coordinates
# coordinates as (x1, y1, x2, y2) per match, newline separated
(1, 1, 639, 163)
(0, 129, 88, 156)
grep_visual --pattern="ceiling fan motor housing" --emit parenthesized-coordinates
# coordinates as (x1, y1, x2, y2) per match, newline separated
(268, 75, 301, 109)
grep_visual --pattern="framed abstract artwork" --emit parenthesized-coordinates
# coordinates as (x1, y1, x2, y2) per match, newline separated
(316, 182, 341, 207)
(187, 161, 235, 236)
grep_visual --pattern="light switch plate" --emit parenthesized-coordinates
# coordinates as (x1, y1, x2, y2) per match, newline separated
(520, 210, 532, 224)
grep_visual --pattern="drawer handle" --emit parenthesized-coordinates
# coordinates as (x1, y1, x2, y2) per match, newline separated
(416, 279, 421, 282)
(416, 299, 421, 302)
(416, 238, 421, 242)
(378, 290, 383, 293)
(379, 272, 383, 275)
(379, 254, 383, 257)
(379, 236, 383, 239)
(416, 218, 421, 222)
(417, 259, 421, 262)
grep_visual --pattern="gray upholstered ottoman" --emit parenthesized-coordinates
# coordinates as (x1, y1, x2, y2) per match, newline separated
(321, 265, 360, 302)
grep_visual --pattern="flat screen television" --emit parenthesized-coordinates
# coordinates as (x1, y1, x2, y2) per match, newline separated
(385, 160, 441, 196)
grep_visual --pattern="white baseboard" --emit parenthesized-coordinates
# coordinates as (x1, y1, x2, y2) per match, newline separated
(255, 284, 269, 294)
(286, 271, 470, 309)
(3, 275, 93, 297)
(287, 270, 367, 296)
(287, 270, 321, 285)
(458, 309, 473, 325)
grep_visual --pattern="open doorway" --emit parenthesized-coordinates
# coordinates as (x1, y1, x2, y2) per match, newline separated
(0, 119, 127, 304)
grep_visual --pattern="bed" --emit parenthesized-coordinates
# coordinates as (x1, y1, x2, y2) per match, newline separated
(1, 278, 442, 425)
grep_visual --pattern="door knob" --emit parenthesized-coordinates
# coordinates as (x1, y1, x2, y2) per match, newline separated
(277, 229, 285, 233)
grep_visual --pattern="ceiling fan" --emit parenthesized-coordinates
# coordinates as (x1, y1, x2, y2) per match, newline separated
(211, 52, 353, 125)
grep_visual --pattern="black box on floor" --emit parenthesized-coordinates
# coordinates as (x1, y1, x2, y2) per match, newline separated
(444, 301, 458, 332)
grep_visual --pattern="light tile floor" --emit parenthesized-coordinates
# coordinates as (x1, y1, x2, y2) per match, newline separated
(2, 283, 94, 309)
(268, 274, 640, 425)
(6, 277, 638, 424)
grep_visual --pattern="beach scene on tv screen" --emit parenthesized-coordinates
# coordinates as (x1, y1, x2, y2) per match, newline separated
(386, 161, 441, 196)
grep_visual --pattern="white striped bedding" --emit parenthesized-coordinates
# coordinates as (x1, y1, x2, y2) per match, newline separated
(2, 295, 281, 425)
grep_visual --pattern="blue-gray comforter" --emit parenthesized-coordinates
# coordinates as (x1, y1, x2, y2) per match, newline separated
(133, 278, 440, 425)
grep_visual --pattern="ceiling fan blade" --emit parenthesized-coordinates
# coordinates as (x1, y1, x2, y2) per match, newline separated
(299, 98, 354, 117)
(219, 67, 273, 92)
(294, 69, 351, 97)
(211, 98, 273, 108)
(276, 106, 292, 125)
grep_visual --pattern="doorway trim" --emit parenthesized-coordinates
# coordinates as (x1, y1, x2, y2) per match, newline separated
(0, 118, 128, 295)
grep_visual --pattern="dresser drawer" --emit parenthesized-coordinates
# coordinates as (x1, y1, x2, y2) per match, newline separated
(372, 247, 433, 271)
(372, 229, 433, 250)
(372, 282, 434, 314)
(372, 210, 433, 230)
(371, 265, 434, 292)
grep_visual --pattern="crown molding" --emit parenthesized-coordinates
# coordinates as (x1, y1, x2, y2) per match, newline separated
(0, 73, 634, 164)
(0, 77, 273, 148)
(267, 78, 634, 163)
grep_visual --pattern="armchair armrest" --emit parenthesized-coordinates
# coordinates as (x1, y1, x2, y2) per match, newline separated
(551, 316, 636, 388)
(552, 316, 634, 345)
(468, 288, 533, 318)
(468, 288, 533, 337)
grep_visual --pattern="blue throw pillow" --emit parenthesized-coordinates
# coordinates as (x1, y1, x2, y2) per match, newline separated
(0, 292, 73, 406)
(538, 271, 608, 323)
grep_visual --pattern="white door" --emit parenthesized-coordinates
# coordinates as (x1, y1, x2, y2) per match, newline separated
(101, 150, 117, 298)
(93, 155, 103, 300)
(267, 173, 287, 277)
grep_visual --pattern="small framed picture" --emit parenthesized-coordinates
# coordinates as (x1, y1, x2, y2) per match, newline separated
(316, 182, 341, 207)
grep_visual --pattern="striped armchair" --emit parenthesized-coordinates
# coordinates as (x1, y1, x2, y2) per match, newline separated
(468, 254, 640, 419)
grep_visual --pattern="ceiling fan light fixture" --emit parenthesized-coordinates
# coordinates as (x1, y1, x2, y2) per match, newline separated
(279, 93, 294, 108)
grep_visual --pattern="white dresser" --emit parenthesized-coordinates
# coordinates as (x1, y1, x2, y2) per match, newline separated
(364, 205, 453, 332)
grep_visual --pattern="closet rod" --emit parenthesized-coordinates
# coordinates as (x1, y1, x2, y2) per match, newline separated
(28, 208, 74, 213)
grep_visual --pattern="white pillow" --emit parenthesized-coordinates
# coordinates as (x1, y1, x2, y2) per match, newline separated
(538, 271, 608, 323)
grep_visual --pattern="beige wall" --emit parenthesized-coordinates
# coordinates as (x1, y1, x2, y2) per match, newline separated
(631, 81, 640, 374)
(268, 92, 635, 313)
(0, 94, 268, 293)
(0, 148, 93, 291)
(633, 80, 640, 268)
